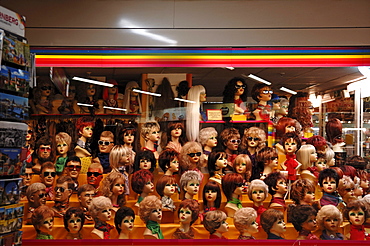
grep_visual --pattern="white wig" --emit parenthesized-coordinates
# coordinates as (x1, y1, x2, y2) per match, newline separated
(186, 85, 206, 142)
(296, 144, 316, 170)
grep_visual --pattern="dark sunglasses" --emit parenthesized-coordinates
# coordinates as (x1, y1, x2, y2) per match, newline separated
(43, 172, 56, 177)
(38, 193, 47, 199)
(247, 137, 260, 141)
(27, 130, 33, 134)
(87, 172, 102, 177)
(236, 182, 244, 187)
(41, 86, 52, 91)
(187, 152, 202, 157)
(235, 85, 246, 89)
(68, 165, 81, 171)
(230, 139, 241, 144)
(54, 186, 69, 192)
(98, 140, 114, 146)
(40, 147, 52, 151)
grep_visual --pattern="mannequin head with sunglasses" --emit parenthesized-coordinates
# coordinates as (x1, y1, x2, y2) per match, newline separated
(64, 207, 85, 239)
(131, 169, 154, 207)
(93, 130, 115, 173)
(241, 127, 266, 156)
(133, 150, 156, 173)
(33, 136, 54, 174)
(338, 175, 357, 205)
(87, 162, 104, 190)
(220, 127, 241, 163)
(52, 175, 74, 217)
(141, 121, 160, 159)
(39, 162, 56, 200)
(179, 141, 204, 174)
(32, 79, 54, 114)
(55, 132, 73, 174)
(26, 182, 47, 224)
(222, 77, 249, 115)
(180, 170, 201, 200)
(31, 205, 55, 239)
(65, 156, 82, 191)
(251, 83, 273, 121)
(222, 173, 245, 218)
(100, 172, 126, 209)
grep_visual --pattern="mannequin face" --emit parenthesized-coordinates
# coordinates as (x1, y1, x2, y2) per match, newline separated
(302, 191, 315, 204)
(205, 189, 217, 203)
(30, 190, 47, 207)
(26, 126, 33, 141)
(120, 152, 131, 164)
(40, 85, 51, 97)
(315, 159, 327, 172)
(139, 159, 151, 170)
(142, 181, 154, 194)
(200, 92, 207, 102)
(233, 183, 244, 196)
(80, 126, 93, 139)
(120, 216, 134, 233)
(149, 208, 162, 222)
(163, 183, 176, 197)
(322, 177, 337, 193)
(171, 128, 182, 138)
(267, 157, 278, 168)
(188, 151, 201, 164)
(206, 135, 218, 148)
(56, 142, 69, 156)
(360, 178, 369, 189)
(257, 87, 272, 102)
(54, 182, 72, 202)
(215, 155, 228, 170)
(87, 168, 103, 188)
(216, 221, 229, 234)
(40, 168, 56, 187)
(108, 86, 117, 95)
(309, 150, 318, 163)
(251, 189, 266, 203)
(78, 190, 94, 208)
(285, 125, 295, 133)
(68, 86, 76, 99)
(184, 179, 200, 196)
(22, 168, 33, 186)
(98, 136, 114, 153)
(235, 81, 245, 96)
(226, 138, 240, 151)
(112, 178, 125, 196)
(38, 145, 51, 159)
(68, 214, 82, 233)
(235, 161, 247, 174)
(123, 133, 134, 145)
(66, 161, 82, 179)
(270, 219, 286, 235)
(301, 215, 317, 232)
(279, 103, 289, 116)
(97, 207, 112, 222)
(349, 209, 365, 226)
(274, 179, 287, 195)
(168, 157, 179, 173)
(179, 207, 192, 223)
(39, 217, 53, 234)
(323, 217, 340, 233)
(147, 127, 160, 142)
(284, 138, 297, 154)
(86, 85, 96, 96)
(246, 136, 260, 148)
(247, 220, 259, 234)
(341, 187, 356, 203)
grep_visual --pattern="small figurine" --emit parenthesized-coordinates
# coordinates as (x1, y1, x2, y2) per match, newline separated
(55, 132, 73, 174)
(248, 179, 268, 224)
(288, 204, 318, 240)
(31, 205, 54, 239)
(233, 207, 259, 240)
(180, 170, 201, 200)
(203, 210, 229, 239)
(64, 207, 85, 239)
(186, 85, 206, 142)
(338, 175, 357, 205)
(86, 162, 104, 194)
(255, 147, 278, 180)
(75, 116, 94, 157)
(318, 168, 341, 207)
(233, 154, 252, 183)
(122, 81, 142, 114)
(343, 200, 370, 240)
(51, 175, 74, 217)
(114, 206, 135, 239)
(297, 144, 318, 183)
(260, 209, 286, 239)
(222, 77, 248, 115)
(263, 172, 287, 210)
(156, 175, 178, 212)
(172, 199, 199, 239)
(77, 184, 95, 223)
(220, 127, 240, 168)
(251, 83, 273, 121)
(25, 183, 47, 224)
(133, 150, 156, 173)
(207, 151, 228, 185)
(139, 195, 164, 239)
(32, 136, 55, 174)
(179, 141, 204, 178)
(100, 172, 126, 209)
(158, 148, 180, 176)
(90, 196, 114, 239)
(131, 169, 154, 206)
(290, 179, 316, 205)
(39, 162, 56, 200)
(202, 181, 222, 213)
(65, 156, 82, 192)
(199, 127, 218, 160)
(92, 131, 115, 173)
(316, 205, 344, 240)
(163, 122, 187, 153)
(141, 121, 160, 159)
(222, 173, 244, 218)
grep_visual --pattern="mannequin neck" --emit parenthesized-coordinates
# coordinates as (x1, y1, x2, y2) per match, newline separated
(179, 222, 190, 233)
(118, 232, 129, 239)
(184, 192, 194, 200)
(164, 170, 173, 176)
(145, 140, 155, 151)
(204, 146, 213, 152)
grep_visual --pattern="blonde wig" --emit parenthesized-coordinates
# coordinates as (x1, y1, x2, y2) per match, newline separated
(186, 85, 206, 142)
(248, 179, 268, 201)
(316, 205, 343, 230)
(123, 81, 142, 114)
(338, 175, 355, 198)
(233, 154, 252, 182)
(199, 127, 218, 146)
(138, 195, 162, 224)
(179, 141, 204, 172)
(109, 145, 132, 172)
(240, 127, 266, 152)
(89, 196, 112, 220)
(100, 172, 126, 198)
(233, 207, 257, 233)
(296, 144, 316, 170)
(140, 121, 160, 140)
(203, 210, 227, 234)
(55, 132, 72, 146)
(179, 170, 201, 192)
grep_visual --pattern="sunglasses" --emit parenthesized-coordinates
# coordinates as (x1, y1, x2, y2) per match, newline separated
(235, 85, 246, 89)
(67, 165, 81, 171)
(187, 152, 202, 157)
(38, 193, 47, 199)
(230, 139, 241, 144)
(98, 140, 114, 146)
(236, 182, 244, 187)
(41, 86, 52, 91)
(54, 186, 69, 193)
(261, 90, 273, 94)
(87, 172, 102, 177)
(27, 130, 33, 134)
(22, 173, 33, 178)
(247, 137, 261, 141)
(43, 172, 56, 177)
(40, 147, 52, 151)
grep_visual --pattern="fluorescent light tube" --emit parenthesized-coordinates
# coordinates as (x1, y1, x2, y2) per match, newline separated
(132, 89, 161, 97)
(72, 76, 114, 87)
(247, 74, 271, 85)
(77, 103, 94, 107)
(225, 67, 235, 70)
(280, 87, 297, 95)
(103, 106, 127, 111)
(174, 98, 196, 103)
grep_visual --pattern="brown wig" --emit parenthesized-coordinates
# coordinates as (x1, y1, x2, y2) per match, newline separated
(155, 175, 178, 197)
(178, 199, 199, 226)
(202, 181, 222, 209)
(290, 179, 315, 205)
(343, 200, 370, 221)
(288, 204, 317, 232)
(158, 148, 179, 173)
(275, 117, 301, 140)
(63, 207, 85, 232)
(260, 209, 284, 234)
(287, 92, 313, 131)
(263, 172, 286, 196)
(325, 118, 343, 145)
(207, 151, 227, 177)
(221, 173, 244, 201)
(131, 169, 154, 194)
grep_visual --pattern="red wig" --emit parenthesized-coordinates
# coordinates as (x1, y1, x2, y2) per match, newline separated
(75, 116, 95, 135)
(325, 118, 343, 145)
(275, 117, 301, 139)
(102, 79, 118, 101)
(131, 169, 154, 194)
(340, 165, 357, 180)
(221, 173, 243, 201)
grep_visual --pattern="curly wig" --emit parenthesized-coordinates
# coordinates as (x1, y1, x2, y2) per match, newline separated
(263, 172, 286, 196)
(222, 173, 244, 201)
(64, 207, 85, 232)
(290, 179, 315, 205)
(199, 127, 218, 147)
(133, 150, 156, 173)
(89, 196, 112, 220)
(288, 204, 317, 232)
(158, 148, 179, 173)
(131, 169, 154, 194)
(248, 179, 269, 201)
(203, 210, 227, 234)
(260, 209, 284, 234)
(138, 195, 162, 224)
(233, 207, 257, 233)
(222, 77, 248, 103)
(100, 172, 126, 205)
(343, 200, 370, 222)
(287, 92, 313, 131)
(275, 117, 302, 140)
(220, 127, 241, 149)
(178, 199, 199, 226)
(316, 205, 342, 230)
(140, 121, 160, 140)
(179, 170, 201, 192)
(306, 135, 328, 154)
(325, 118, 343, 145)
(179, 141, 204, 172)
(240, 127, 266, 152)
(114, 206, 135, 234)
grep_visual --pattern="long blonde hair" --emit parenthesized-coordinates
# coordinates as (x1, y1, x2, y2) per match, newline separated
(186, 85, 206, 142)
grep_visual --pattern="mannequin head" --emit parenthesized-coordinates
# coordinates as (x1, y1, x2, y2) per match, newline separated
(178, 199, 199, 226)
(241, 127, 266, 152)
(248, 179, 268, 204)
(296, 144, 317, 170)
(87, 162, 103, 188)
(275, 98, 289, 117)
(203, 181, 222, 209)
(291, 179, 315, 205)
(54, 175, 74, 203)
(133, 150, 156, 172)
(343, 200, 369, 226)
(85, 84, 96, 97)
(26, 124, 35, 144)
(102, 79, 118, 101)
(158, 148, 179, 175)
(340, 165, 357, 180)
(179, 141, 204, 172)
(109, 145, 132, 172)
(138, 195, 162, 224)
(186, 85, 206, 142)
(260, 209, 286, 236)
(251, 83, 272, 103)
(55, 132, 72, 157)
(141, 121, 160, 142)
(233, 207, 259, 236)
(31, 205, 54, 234)
(357, 170, 369, 191)
(76, 116, 95, 139)
(39, 162, 56, 188)
(131, 169, 154, 195)
(122, 81, 142, 114)
(35, 137, 54, 163)
(101, 172, 126, 205)
(255, 147, 278, 171)
(306, 135, 328, 154)
(207, 151, 227, 177)
(114, 206, 135, 235)
(180, 170, 201, 198)
(315, 154, 328, 172)
(222, 173, 244, 201)
(338, 175, 356, 204)
(233, 154, 252, 182)
(90, 196, 113, 223)
(319, 168, 339, 194)
(64, 207, 85, 233)
(220, 127, 241, 153)
(21, 163, 33, 187)
(77, 184, 95, 209)
(98, 131, 114, 154)
(26, 182, 46, 208)
(316, 205, 342, 234)
(117, 123, 139, 151)
(203, 210, 228, 235)
(65, 156, 82, 179)
(166, 122, 187, 145)
(222, 77, 248, 103)
(199, 127, 218, 149)
(281, 132, 301, 155)
(325, 118, 343, 146)
(275, 117, 302, 140)
(289, 204, 317, 233)
(287, 92, 313, 131)
(263, 172, 287, 196)
(156, 175, 178, 198)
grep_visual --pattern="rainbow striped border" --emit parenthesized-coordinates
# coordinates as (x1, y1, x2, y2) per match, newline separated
(31, 47, 370, 68)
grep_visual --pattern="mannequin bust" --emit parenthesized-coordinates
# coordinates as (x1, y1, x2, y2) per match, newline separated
(180, 170, 201, 200)
(343, 200, 370, 240)
(141, 121, 160, 159)
(338, 175, 357, 205)
(274, 97, 289, 122)
(114, 206, 135, 239)
(86, 162, 104, 193)
(280, 132, 302, 186)
(233, 154, 252, 183)
(25, 183, 47, 224)
(31, 205, 54, 239)
(220, 127, 240, 171)
(199, 127, 218, 161)
(55, 132, 73, 174)
(222, 173, 244, 218)
(316, 205, 344, 240)
(24, 124, 35, 167)
(274, 117, 302, 155)
(109, 145, 131, 200)
(255, 147, 278, 180)
(77, 184, 95, 223)
(319, 168, 341, 207)
(93, 130, 115, 173)
(32, 137, 55, 174)
(31, 80, 53, 114)
(260, 209, 286, 239)
(103, 79, 119, 113)
(158, 148, 179, 176)
(58, 84, 78, 114)
(203, 210, 229, 239)
(51, 175, 74, 217)
(90, 196, 114, 239)
(65, 156, 82, 192)
(251, 83, 273, 121)
(64, 207, 85, 240)
(172, 199, 199, 239)
(248, 179, 268, 224)
(100, 172, 126, 210)
(131, 169, 154, 206)
(289, 205, 318, 240)
(291, 179, 316, 205)
(234, 207, 259, 240)
(222, 77, 248, 115)
(207, 151, 228, 185)
(39, 162, 56, 200)
(156, 175, 178, 212)
(118, 123, 139, 163)
(139, 195, 164, 239)
(264, 172, 287, 210)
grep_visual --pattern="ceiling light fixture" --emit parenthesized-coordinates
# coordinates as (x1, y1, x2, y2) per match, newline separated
(72, 76, 114, 87)
(247, 74, 271, 85)
(174, 98, 196, 103)
(103, 106, 127, 111)
(77, 103, 94, 107)
(225, 67, 235, 70)
(132, 89, 161, 97)
(280, 87, 297, 95)
(358, 66, 370, 77)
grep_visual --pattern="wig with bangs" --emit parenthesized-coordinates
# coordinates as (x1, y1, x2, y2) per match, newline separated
(179, 141, 204, 172)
